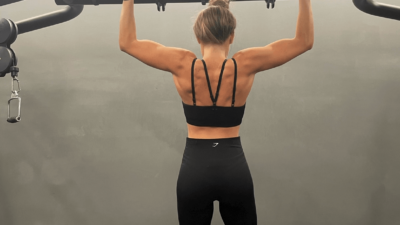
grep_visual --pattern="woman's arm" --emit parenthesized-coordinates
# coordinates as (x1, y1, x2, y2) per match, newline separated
(295, 0, 314, 47)
(119, 0, 137, 47)
(233, 0, 314, 74)
(119, 0, 188, 73)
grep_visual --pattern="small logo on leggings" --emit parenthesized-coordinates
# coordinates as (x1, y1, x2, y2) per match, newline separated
(213, 143, 219, 147)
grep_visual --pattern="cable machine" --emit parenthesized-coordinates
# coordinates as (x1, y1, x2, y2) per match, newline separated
(0, 3, 84, 123)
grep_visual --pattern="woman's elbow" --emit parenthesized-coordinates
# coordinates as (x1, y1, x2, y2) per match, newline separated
(306, 39, 314, 50)
(119, 41, 126, 51)
(307, 42, 314, 50)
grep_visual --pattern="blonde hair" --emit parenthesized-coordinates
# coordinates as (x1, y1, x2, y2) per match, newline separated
(193, 0, 236, 45)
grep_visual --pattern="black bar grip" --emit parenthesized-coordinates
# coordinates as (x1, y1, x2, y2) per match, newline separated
(56, 0, 201, 4)
(55, 0, 263, 5)
(353, 0, 400, 21)
(16, 5, 84, 35)
(0, 0, 23, 7)
(7, 116, 20, 123)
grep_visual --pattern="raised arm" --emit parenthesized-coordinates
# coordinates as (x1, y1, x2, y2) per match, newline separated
(235, 0, 314, 75)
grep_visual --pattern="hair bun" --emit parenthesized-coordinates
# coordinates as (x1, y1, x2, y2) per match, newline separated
(208, 0, 230, 10)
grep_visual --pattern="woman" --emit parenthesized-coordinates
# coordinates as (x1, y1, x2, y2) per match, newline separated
(119, 0, 314, 224)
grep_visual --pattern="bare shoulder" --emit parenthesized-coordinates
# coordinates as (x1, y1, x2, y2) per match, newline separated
(169, 50, 196, 78)
(185, 50, 197, 62)
(180, 50, 253, 77)
(232, 50, 254, 77)
(178, 50, 197, 66)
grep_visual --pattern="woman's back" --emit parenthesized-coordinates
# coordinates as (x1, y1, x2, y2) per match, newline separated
(174, 0, 313, 139)
(173, 52, 255, 139)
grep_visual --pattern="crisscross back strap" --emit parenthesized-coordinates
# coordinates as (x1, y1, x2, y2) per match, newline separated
(201, 59, 228, 107)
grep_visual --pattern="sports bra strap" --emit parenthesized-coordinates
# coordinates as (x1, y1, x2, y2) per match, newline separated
(190, 58, 238, 107)
(232, 58, 237, 107)
(202, 59, 228, 107)
(191, 58, 197, 106)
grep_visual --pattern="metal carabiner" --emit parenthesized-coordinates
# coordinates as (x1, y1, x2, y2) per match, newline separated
(7, 75, 21, 123)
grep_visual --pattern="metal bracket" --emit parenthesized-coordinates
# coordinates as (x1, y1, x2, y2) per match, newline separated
(265, 0, 275, 9)
(155, 0, 167, 11)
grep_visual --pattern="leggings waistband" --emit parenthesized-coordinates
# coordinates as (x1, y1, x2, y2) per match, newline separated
(184, 136, 243, 160)
(186, 136, 241, 148)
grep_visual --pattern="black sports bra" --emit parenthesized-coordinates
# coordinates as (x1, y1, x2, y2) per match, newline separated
(182, 58, 246, 127)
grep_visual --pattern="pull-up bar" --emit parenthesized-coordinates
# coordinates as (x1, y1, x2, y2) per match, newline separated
(0, 0, 22, 7)
(55, 0, 270, 4)
(16, 5, 83, 34)
(16, 5, 84, 34)
(353, 0, 400, 21)
(55, 0, 276, 11)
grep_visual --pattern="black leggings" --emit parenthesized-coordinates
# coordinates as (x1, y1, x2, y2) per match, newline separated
(176, 137, 257, 225)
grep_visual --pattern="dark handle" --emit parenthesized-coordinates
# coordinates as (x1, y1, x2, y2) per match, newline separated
(7, 116, 21, 123)
(55, 0, 265, 5)
(0, 0, 23, 7)
(353, 0, 400, 21)
(16, 5, 84, 35)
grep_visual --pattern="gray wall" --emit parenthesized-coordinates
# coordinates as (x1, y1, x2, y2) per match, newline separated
(1, 0, 400, 225)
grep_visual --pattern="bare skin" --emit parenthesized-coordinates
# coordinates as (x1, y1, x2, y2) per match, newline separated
(172, 33, 256, 139)
(120, 0, 313, 140)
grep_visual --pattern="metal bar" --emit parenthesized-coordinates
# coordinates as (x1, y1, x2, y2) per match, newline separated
(15, 5, 84, 35)
(55, 0, 262, 5)
(0, 0, 23, 7)
(353, 0, 400, 21)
